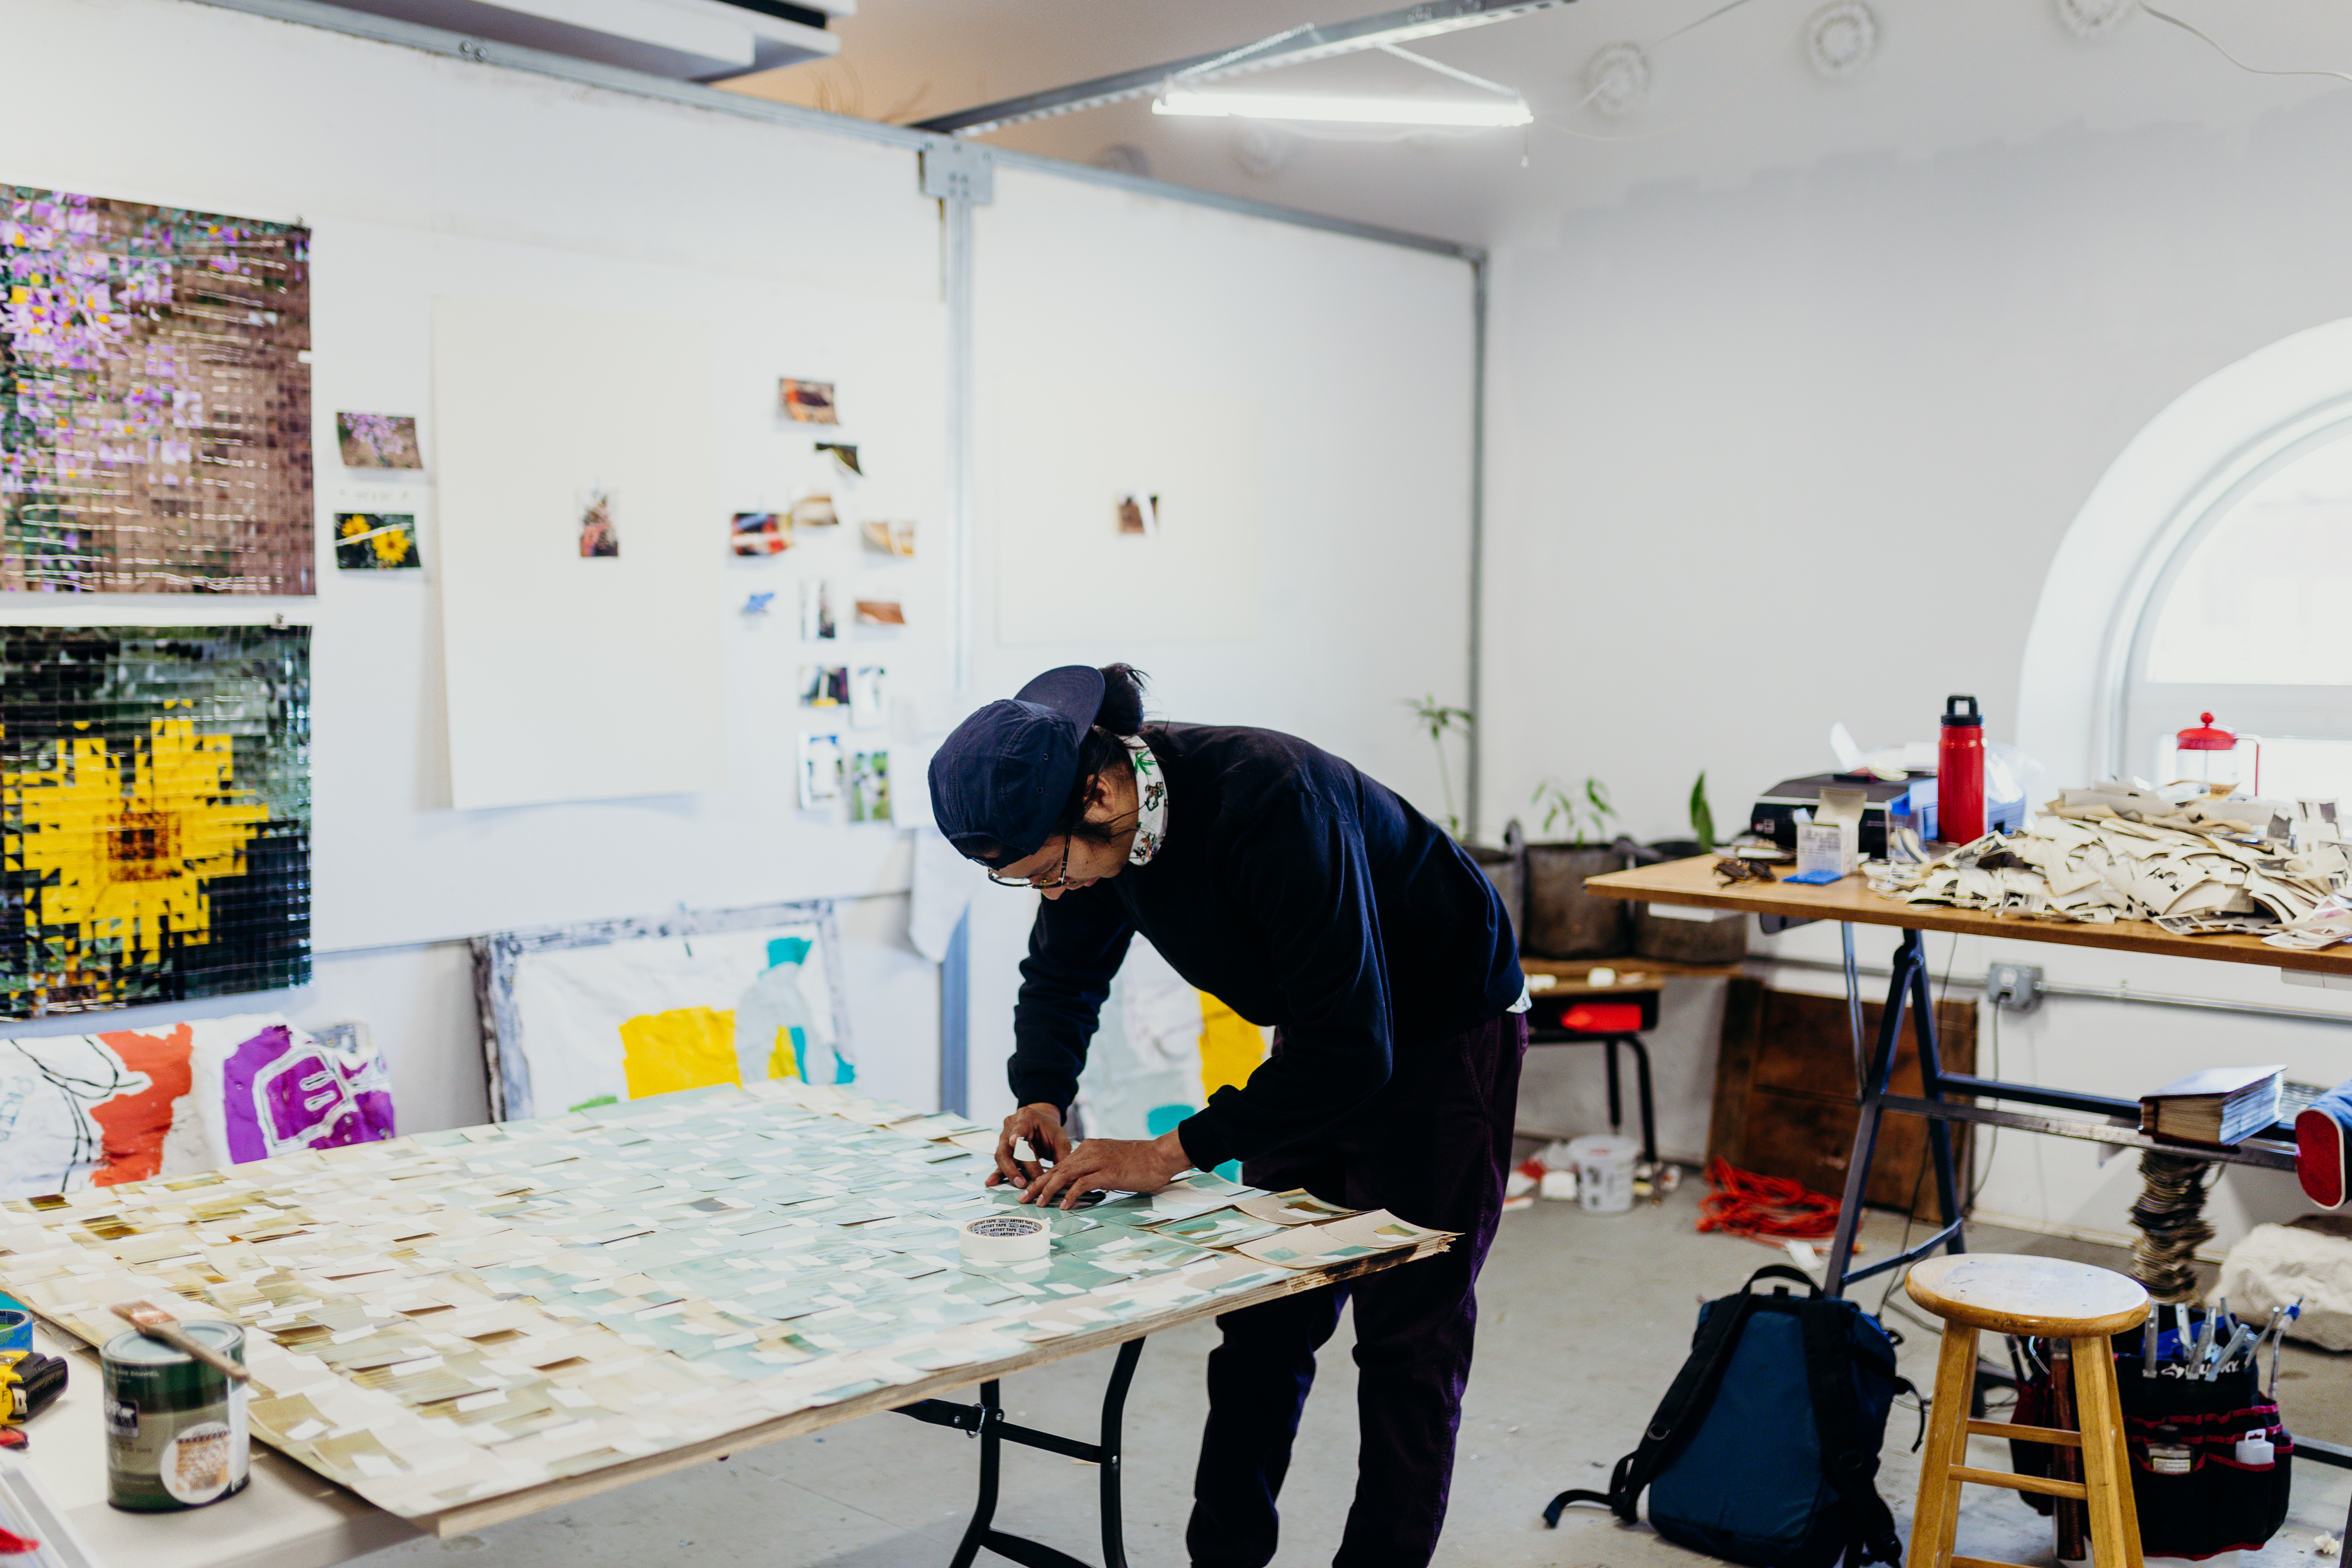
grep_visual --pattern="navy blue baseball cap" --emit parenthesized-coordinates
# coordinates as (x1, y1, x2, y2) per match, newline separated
(930, 665, 1106, 865)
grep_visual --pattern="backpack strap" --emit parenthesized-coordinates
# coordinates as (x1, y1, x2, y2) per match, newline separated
(1799, 1305, 1905, 1568)
(1543, 1265, 1808, 1528)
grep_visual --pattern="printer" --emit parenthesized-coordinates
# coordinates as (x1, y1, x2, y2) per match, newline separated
(1751, 770, 2026, 854)
(1749, 773, 1915, 858)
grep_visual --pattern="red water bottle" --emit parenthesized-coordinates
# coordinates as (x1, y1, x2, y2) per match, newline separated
(1938, 694, 1986, 844)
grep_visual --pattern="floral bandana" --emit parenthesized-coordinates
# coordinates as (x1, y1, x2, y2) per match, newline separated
(1125, 733, 1167, 865)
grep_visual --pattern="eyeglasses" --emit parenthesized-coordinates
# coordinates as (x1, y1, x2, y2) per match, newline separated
(982, 806, 1142, 890)
(988, 836, 1073, 890)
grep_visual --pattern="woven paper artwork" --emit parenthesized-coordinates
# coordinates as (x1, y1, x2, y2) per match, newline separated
(0, 625, 310, 1016)
(0, 187, 313, 593)
(0, 1079, 1451, 1523)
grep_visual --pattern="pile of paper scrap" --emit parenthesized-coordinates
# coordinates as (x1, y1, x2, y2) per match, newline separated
(1867, 784, 2352, 944)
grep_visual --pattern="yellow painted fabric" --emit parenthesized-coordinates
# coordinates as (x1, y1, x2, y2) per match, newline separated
(1197, 992, 1266, 1098)
(767, 1028, 800, 1083)
(619, 1006, 739, 1099)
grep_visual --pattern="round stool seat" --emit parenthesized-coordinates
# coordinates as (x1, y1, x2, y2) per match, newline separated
(1906, 1253, 2149, 1338)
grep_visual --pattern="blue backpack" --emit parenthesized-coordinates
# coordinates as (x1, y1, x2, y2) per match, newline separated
(1544, 1264, 1915, 1568)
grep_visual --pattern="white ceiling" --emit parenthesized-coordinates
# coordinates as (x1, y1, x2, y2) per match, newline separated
(717, 0, 2352, 247)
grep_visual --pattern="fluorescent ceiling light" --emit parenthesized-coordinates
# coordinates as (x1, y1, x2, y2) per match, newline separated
(1153, 89, 1531, 127)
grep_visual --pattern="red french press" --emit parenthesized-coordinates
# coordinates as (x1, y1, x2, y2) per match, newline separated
(1938, 695, 1985, 845)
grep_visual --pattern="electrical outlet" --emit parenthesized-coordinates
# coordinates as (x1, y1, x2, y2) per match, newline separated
(1986, 962, 2043, 1012)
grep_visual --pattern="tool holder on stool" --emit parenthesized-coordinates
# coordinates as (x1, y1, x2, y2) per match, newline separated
(2008, 1320, 2293, 1561)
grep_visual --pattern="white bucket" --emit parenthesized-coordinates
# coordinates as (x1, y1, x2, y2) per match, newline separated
(1566, 1135, 1638, 1214)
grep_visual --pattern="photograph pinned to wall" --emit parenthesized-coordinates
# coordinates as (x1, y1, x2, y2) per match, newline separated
(798, 664, 849, 708)
(0, 1013, 395, 1200)
(472, 899, 851, 1119)
(577, 485, 618, 557)
(815, 442, 861, 477)
(850, 665, 887, 729)
(779, 378, 838, 425)
(799, 732, 844, 806)
(0, 186, 312, 594)
(0, 625, 310, 1017)
(849, 750, 891, 823)
(731, 512, 789, 557)
(334, 412, 423, 470)
(332, 513, 420, 571)
(855, 598, 905, 627)
(790, 493, 840, 529)
(860, 519, 915, 558)
(1116, 490, 1159, 537)
(801, 579, 837, 640)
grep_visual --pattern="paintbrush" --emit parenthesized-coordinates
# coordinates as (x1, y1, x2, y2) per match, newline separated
(109, 1302, 249, 1385)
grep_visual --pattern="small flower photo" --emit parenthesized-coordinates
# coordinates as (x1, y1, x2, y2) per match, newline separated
(335, 412, 423, 469)
(333, 512, 421, 570)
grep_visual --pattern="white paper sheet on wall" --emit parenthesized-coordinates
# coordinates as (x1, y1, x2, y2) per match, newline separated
(433, 296, 726, 809)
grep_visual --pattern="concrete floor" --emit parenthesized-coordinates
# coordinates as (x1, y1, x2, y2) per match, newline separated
(365, 1184, 2352, 1567)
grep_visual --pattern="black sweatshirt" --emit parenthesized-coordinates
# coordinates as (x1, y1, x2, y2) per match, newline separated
(1008, 723, 1524, 1171)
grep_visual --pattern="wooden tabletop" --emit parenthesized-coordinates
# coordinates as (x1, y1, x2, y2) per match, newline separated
(1587, 855, 2352, 978)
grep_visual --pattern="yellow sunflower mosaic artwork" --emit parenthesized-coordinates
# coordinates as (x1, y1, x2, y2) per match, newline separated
(4, 719, 269, 990)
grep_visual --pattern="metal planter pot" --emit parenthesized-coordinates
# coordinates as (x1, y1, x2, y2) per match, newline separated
(1466, 844, 1524, 948)
(1621, 838, 1748, 964)
(1522, 843, 1629, 958)
(1632, 903, 1750, 964)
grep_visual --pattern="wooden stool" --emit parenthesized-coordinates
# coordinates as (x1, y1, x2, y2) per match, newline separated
(1903, 1254, 2150, 1568)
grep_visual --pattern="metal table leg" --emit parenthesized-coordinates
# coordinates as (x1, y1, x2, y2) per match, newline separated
(895, 1337, 1146, 1568)
(1822, 925, 1966, 1298)
(1609, 1034, 1658, 1165)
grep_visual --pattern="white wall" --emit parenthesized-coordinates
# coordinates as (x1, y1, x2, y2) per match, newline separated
(1481, 90, 2352, 1247)
(0, 0, 1478, 1141)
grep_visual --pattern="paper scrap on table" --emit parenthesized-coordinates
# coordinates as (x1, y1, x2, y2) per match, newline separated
(1310, 1209, 1448, 1252)
(1233, 1189, 1361, 1227)
(1233, 1229, 1383, 1270)
(1149, 1209, 1283, 1248)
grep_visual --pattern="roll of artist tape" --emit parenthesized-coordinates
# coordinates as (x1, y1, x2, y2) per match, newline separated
(958, 1213, 1051, 1265)
(0, 1308, 28, 1354)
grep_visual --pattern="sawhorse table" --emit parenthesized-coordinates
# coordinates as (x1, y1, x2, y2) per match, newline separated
(1586, 856, 2352, 1483)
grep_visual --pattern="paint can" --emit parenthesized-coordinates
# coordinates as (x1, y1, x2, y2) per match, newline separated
(1565, 1134, 1638, 1215)
(103, 1322, 249, 1511)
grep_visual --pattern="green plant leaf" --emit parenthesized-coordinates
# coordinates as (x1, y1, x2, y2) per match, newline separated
(1690, 771, 1716, 851)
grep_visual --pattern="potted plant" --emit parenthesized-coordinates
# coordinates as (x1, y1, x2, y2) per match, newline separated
(1524, 776, 1627, 957)
(1630, 772, 1749, 964)
(1405, 695, 1523, 935)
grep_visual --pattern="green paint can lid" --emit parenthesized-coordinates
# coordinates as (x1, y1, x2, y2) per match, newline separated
(102, 1321, 243, 1367)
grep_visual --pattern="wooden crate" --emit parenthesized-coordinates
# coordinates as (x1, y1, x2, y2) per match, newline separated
(1708, 978, 1976, 1221)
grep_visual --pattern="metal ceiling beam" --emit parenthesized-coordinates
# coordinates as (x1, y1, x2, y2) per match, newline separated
(908, 0, 1578, 136)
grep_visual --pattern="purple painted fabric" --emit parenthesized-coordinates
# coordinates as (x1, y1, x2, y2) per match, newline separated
(221, 1025, 397, 1164)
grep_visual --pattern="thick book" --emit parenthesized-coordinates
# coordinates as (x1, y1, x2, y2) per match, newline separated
(2141, 1065, 2286, 1146)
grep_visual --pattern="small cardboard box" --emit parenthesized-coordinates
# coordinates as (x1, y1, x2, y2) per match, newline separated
(1795, 786, 1867, 878)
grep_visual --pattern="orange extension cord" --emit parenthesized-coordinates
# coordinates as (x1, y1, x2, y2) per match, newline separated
(1696, 1158, 1841, 1241)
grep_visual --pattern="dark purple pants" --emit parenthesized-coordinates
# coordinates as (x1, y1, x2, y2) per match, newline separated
(1185, 1010, 1528, 1568)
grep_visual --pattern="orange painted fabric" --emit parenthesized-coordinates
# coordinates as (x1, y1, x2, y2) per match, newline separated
(87, 1023, 194, 1186)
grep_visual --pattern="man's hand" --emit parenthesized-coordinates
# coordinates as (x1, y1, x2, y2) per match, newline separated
(989, 1103, 1074, 1190)
(1023, 1131, 1191, 1210)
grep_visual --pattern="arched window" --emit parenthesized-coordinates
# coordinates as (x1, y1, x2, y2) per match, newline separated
(2017, 318, 2352, 796)
(2122, 422, 2352, 802)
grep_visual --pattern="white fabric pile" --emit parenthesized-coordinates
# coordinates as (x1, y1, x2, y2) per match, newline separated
(1866, 784, 2352, 944)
